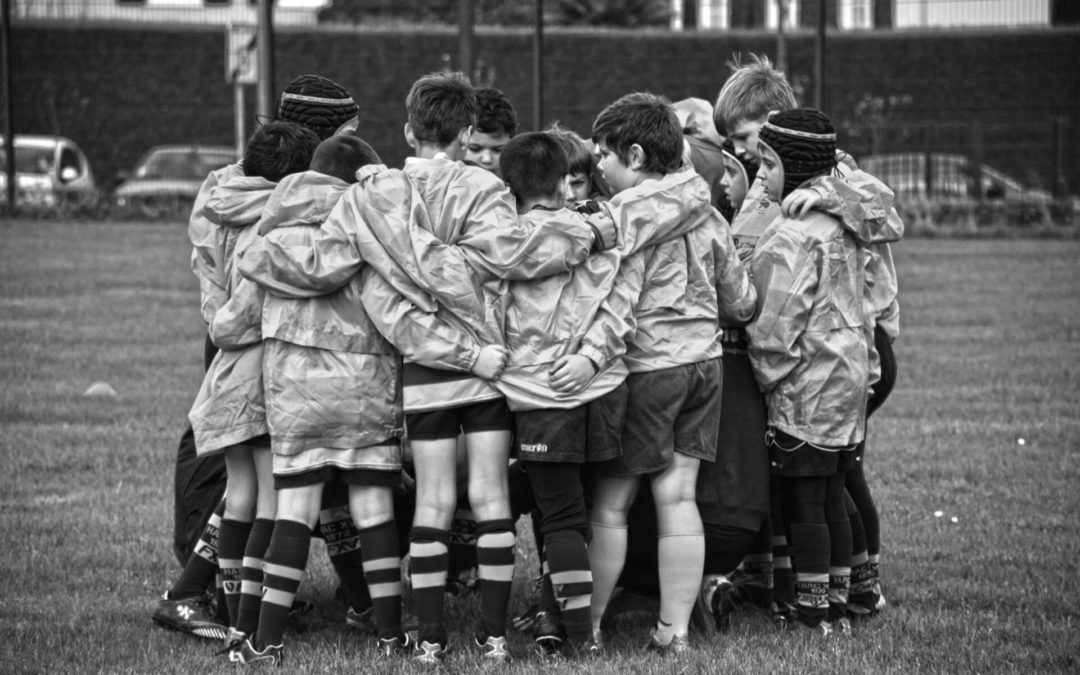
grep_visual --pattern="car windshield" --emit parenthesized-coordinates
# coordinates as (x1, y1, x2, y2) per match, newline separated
(136, 149, 233, 179)
(0, 146, 56, 174)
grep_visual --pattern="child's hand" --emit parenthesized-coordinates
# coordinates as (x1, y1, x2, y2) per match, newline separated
(548, 354, 597, 394)
(781, 188, 823, 219)
(472, 345, 508, 380)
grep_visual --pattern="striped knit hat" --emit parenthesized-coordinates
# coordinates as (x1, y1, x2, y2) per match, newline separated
(278, 74, 359, 140)
(757, 108, 837, 198)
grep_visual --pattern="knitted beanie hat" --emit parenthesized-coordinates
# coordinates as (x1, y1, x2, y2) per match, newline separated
(278, 75, 359, 140)
(721, 138, 760, 190)
(757, 108, 836, 198)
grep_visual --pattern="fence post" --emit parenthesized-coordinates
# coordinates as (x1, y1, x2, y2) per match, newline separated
(1053, 116, 1068, 199)
(971, 120, 984, 202)
(1, 0, 15, 216)
(923, 124, 933, 198)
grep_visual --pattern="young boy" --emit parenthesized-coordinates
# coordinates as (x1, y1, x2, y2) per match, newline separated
(547, 122, 609, 204)
(226, 134, 416, 665)
(242, 70, 611, 665)
(747, 108, 869, 635)
(585, 92, 756, 655)
(156, 74, 362, 641)
(711, 53, 902, 627)
(186, 121, 321, 648)
(464, 87, 517, 178)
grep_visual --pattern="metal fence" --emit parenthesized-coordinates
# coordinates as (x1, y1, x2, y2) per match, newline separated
(3, 0, 1078, 215)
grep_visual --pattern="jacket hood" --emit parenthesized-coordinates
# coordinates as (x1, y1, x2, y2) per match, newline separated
(206, 174, 276, 228)
(833, 156, 904, 245)
(255, 170, 356, 231)
(601, 166, 715, 255)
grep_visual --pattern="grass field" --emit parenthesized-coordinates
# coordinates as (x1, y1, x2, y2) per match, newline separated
(1, 220, 1078, 674)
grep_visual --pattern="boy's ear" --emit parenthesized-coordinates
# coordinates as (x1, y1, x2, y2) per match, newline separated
(404, 123, 417, 150)
(627, 143, 647, 171)
(457, 125, 473, 150)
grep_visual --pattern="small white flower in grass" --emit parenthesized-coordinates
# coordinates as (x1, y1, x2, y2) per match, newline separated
(950, 516, 959, 523)
(934, 511, 944, 518)
(1017, 438, 1026, 446)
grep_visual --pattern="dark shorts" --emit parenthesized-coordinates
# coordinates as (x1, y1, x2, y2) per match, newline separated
(767, 428, 855, 478)
(274, 466, 401, 490)
(514, 383, 627, 464)
(600, 358, 722, 476)
(406, 398, 513, 440)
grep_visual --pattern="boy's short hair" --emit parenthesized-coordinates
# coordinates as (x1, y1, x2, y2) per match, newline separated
(713, 53, 797, 136)
(591, 92, 683, 175)
(309, 134, 382, 184)
(244, 121, 321, 183)
(476, 87, 518, 137)
(501, 132, 569, 204)
(405, 70, 477, 145)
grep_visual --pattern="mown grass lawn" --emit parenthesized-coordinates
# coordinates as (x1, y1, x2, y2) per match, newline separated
(0, 220, 1077, 674)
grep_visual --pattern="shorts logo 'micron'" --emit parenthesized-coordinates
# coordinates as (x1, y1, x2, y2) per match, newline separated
(519, 443, 548, 454)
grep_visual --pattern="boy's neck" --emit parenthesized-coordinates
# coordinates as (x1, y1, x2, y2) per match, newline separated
(629, 171, 665, 189)
(413, 141, 463, 162)
(517, 194, 562, 214)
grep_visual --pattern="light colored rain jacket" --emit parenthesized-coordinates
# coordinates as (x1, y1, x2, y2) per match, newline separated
(189, 161, 245, 324)
(187, 172, 274, 454)
(496, 172, 708, 410)
(731, 152, 903, 267)
(238, 155, 600, 414)
(747, 209, 869, 448)
(241, 169, 404, 463)
(615, 168, 757, 374)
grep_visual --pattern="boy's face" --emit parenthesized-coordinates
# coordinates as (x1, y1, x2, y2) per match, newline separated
(756, 142, 784, 203)
(721, 154, 750, 209)
(728, 115, 768, 160)
(565, 171, 591, 203)
(465, 129, 512, 177)
(595, 140, 637, 195)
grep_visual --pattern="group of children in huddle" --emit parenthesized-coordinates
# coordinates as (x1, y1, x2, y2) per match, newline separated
(154, 52, 901, 667)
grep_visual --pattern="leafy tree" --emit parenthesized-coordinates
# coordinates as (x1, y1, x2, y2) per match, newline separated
(546, 0, 673, 27)
(319, 0, 673, 28)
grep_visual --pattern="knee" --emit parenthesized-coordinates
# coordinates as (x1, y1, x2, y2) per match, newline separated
(224, 487, 256, 520)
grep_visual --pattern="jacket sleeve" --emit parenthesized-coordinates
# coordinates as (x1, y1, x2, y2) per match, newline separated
(451, 183, 596, 280)
(867, 242, 900, 340)
(358, 267, 482, 373)
(808, 169, 904, 244)
(189, 172, 228, 324)
(577, 253, 645, 369)
(747, 228, 817, 393)
(712, 217, 758, 326)
(207, 275, 263, 350)
(237, 195, 364, 298)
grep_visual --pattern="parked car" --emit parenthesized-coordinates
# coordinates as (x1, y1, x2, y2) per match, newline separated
(113, 144, 236, 218)
(0, 135, 97, 209)
(859, 152, 1053, 203)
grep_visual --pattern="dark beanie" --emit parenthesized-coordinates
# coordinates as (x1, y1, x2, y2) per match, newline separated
(721, 138, 760, 189)
(757, 108, 837, 198)
(278, 74, 359, 140)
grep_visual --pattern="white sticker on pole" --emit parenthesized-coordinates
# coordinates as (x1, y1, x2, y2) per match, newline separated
(227, 24, 258, 85)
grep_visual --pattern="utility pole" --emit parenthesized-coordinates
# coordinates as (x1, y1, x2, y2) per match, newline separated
(814, 0, 826, 110)
(777, 0, 788, 74)
(533, 0, 544, 130)
(256, 0, 275, 122)
(458, 0, 474, 78)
